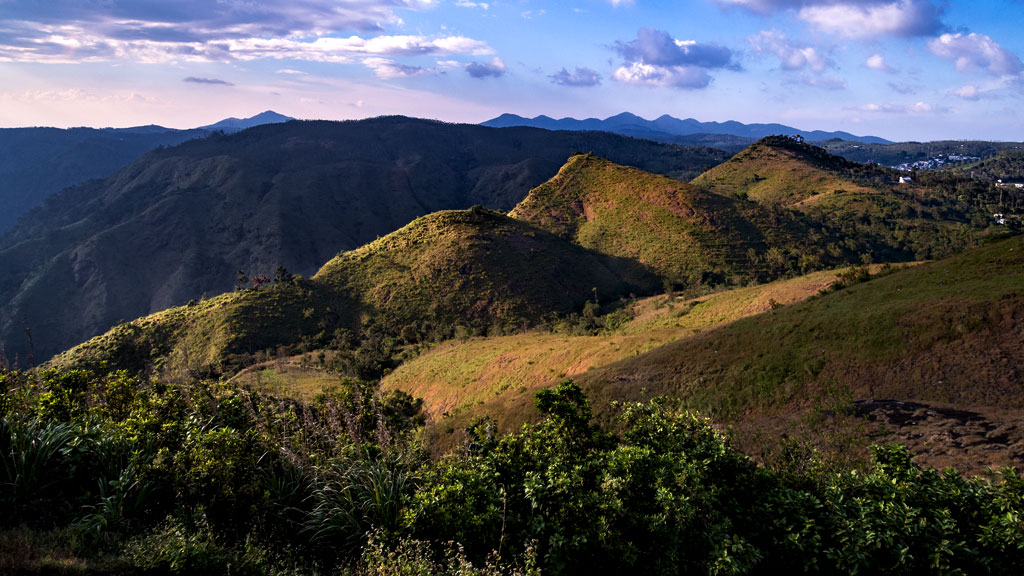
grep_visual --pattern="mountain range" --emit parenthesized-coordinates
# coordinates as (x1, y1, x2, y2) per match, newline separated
(51, 150, 882, 379)
(482, 112, 893, 146)
(0, 117, 727, 364)
(43, 133, 1023, 473)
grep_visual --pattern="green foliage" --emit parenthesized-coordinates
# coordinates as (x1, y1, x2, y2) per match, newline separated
(3, 367, 1024, 575)
(126, 512, 266, 575)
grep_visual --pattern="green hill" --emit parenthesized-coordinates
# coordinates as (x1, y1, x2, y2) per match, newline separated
(511, 153, 841, 286)
(693, 136, 1009, 263)
(692, 135, 894, 207)
(0, 117, 726, 364)
(50, 207, 657, 378)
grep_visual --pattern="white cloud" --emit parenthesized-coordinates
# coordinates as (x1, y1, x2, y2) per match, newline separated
(953, 84, 981, 100)
(363, 57, 433, 79)
(928, 33, 1023, 76)
(0, 26, 493, 67)
(455, 1, 489, 8)
(612, 61, 712, 89)
(851, 101, 939, 113)
(466, 57, 505, 78)
(0, 0, 435, 40)
(611, 28, 736, 90)
(798, 0, 944, 39)
(865, 53, 895, 72)
(0, 1, 487, 77)
(749, 30, 829, 72)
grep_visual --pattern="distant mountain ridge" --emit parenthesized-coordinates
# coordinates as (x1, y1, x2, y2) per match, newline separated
(199, 110, 294, 132)
(482, 112, 892, 145)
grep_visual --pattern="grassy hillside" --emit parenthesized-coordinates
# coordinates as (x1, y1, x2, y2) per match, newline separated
(406, 236, 1023, 470)
(511, 153, 847, 286)
(692, 135, 892, 206)
(379, 267, 860, 420)
(0, 117, 726, 364)
(315, 206, 658, 332)
(693, 136, 1010, 264)
(50, 207, 657, 378)
(575, 234, 1024, 414)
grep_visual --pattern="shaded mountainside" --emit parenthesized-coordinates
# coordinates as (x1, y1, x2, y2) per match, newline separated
(0, 117, 725, 363)
(0, 111, 294, 237)
(50, 207, 658, 378)
(0, 126, 208, 235)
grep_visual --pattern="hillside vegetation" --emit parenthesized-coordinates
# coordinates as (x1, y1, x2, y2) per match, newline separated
(432, 234, 1024, 471)
(577, 233, 1024, 414)
(0, 117, 726, 364)
(50, 207, 656, 379)
(379, 267, 862, 420)
(692, 135, 888, 206)
(511, 154, 823, 285)
(693, 135, 1008, 263)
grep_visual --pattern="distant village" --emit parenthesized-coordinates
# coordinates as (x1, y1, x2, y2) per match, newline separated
(892, 154, 981, 172)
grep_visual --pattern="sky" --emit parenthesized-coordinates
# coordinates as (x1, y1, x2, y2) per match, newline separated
(1, 0, 1023, 141)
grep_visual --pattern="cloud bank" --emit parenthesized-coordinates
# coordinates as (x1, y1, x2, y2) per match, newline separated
(549, 67, 602, 87)
(612, 28, 737, 89)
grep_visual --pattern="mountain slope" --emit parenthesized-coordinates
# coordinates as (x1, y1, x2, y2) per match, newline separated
(482, 112, 891, 144)
(0, 126, 207, 235)
(574, 234, 1024, 414)
(510, 153, 825, 285)
(0, 117, 725, 363)
(49, 206, 658, 377)
(692, 136, 1007, 264)
(378, 266, 860, 419)
(413, 235, 1024, 470)
(692, 135, 891, 206)
(0, 111, 301, 237)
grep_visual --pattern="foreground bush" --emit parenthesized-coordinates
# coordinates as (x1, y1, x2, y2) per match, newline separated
(1, 369, 1022, 574)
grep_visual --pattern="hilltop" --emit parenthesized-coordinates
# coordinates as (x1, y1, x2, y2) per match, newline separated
(50, 207, 657, 378)
(691, 135, 1010, 263)
(692, 135, 892, 206)
(0, 117, 725, 364)
(511, 153, 827, 285)
(198, 110, 294, 132)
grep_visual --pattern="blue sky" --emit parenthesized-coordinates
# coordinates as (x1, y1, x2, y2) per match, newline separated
(1, 0, 1023, 141)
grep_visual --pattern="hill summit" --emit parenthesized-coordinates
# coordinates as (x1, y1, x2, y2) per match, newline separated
(51, 205, 657, 378)
(692, 134, 893, 207)
(513, 153, 830, 286)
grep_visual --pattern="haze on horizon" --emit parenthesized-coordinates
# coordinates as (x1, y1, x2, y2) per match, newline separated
(1, 0, 1022, 142)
